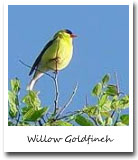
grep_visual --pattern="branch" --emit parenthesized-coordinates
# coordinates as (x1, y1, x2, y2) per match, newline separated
(56, 83, 78, 119)
(19, 60, 54, 80)
(53, 41, 60, 115)
(114, 110, 121, 125)
(16, 112, 20, 126)
(56, 110, 81, 120)
(19, 59, 60, 115)
(85, 94, 88, 107)
(53, 71, 59, 115)
(111, 110, 115, 118)
(111, 72, 120, 119)
(42, 116, 46, 123)
(15, 93, 20, 126)
(89, 116, 98, 126)
(19, 59, 77, 120)
(38, 120, 43, 126)
(114, 72, 120, 94)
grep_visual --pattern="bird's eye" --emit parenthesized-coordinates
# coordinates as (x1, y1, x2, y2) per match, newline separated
(65, 29, 72, 35)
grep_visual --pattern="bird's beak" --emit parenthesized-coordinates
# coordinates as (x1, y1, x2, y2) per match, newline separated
(70, 34, 77, 38)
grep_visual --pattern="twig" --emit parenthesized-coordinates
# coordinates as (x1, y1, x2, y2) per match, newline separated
(53, 71, 59, 115)
(114, 72, 120, 94)
(111, 110, 115, 118)
(16, 112, 20, 126)
(19, 59, 59, 114)
(53, 41, 60, 115)
(111, 72, 120, 120)
(15, 94, 20, 126)
(90, 116, 98, 126)
(19, 59, 60, 117)
(56, 110, 81, 120)
(19, 59, 77, 120)
(114, 110, 121, 125)
(42, 116, 46, 123)
(38, 120, 43, 126)
(19, 60, 54, 80)
(56, 83, 78, 119)
(85, 94, 88, 107)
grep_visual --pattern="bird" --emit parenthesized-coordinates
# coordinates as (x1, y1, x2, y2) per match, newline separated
(27, 29, 77, 90)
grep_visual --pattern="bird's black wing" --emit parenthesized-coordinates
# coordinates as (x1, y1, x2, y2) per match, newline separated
(29, 38, 55, 76)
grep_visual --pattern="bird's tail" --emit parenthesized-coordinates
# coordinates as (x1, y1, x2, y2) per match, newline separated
(27, 79, 36, 91)
(27, 72, 44, 91)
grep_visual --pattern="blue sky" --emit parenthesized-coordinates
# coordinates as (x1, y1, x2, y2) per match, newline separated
(8, 5, 129, 115)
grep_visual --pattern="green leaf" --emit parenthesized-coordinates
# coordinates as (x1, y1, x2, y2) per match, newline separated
(66, 115, 76, 121)
(83, 106, 99, 116)
(21, 106, 32, 115)
(92, 83, 102, 96)
(113, 95, 118, 100)
(8, 121, 15, 126)
(11, 78, 20, 94)
(17, 122, 30, 126)
(8, 90, 19, 106)
(102, 100, 112, 111)
(102, 74, 110, 85)
(98, 94, 108, 107)
(23, 107, 48, 122)
(22, 108, 36, 121)
(111, 95, 129, 110)
(111, 99, 119, 110)
(22, 91, 41, 110)
(110, 96, 118, 109)
(75, 115, 94, 126)
(100, 111, 110, 117)
(8, 90, 18, 118)
(115, 122, 127, 126)
(45, 120, 73, 126)
(119, 95, 129, 109)
(106, 85, 118, 96)
(120, 114, 129, 125)
(105, 117, 113, 126)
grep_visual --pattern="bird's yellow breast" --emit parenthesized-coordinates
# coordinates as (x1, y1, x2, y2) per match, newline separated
(39, 37, 73, 71)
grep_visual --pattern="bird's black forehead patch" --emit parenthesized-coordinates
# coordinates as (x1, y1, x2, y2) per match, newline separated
(65, 29, 72, 35)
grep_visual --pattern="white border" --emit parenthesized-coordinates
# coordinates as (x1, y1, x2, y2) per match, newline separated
(4, 0, 133, 152)
(5, 0, 132, 5)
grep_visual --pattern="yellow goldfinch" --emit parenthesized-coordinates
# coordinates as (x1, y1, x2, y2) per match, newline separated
(27, 29, 77, 90)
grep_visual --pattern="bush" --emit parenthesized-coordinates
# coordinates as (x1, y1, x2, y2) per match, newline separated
(8, 74, 129, 126)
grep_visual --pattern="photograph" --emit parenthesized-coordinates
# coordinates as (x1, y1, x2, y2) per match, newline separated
(8, 5, 129, 126)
